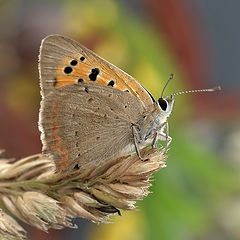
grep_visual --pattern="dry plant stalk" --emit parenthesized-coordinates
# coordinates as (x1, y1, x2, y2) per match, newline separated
(0, 147, 167, 240)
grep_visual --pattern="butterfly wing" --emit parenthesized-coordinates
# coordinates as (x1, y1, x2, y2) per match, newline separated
(39, 34, 155, 110)
(39, 82, 145, 171)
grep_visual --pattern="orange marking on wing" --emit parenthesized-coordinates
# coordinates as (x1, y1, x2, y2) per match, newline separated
(51, 135, 60, 150)
(74, 62, 92, 75)
(52, 123, 58, 131)
(56, 66, 76, 87)
(53, 104, 60, 111)
(51, 103, 69, 170)
(58, 146, 68, 171)
(56, 56, 126, 88)
(56, 60, 92, 87)
(54, 56, 154, 110)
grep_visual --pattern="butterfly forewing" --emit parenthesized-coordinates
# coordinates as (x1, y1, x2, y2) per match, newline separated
(39, 35, 155, 110)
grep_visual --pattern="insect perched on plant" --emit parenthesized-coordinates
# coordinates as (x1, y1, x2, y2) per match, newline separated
(38, 35, 221, 172)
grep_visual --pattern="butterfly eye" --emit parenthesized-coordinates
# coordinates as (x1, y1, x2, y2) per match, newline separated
(158, 98, 168, 111)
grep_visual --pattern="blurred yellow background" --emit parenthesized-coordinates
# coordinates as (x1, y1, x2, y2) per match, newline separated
(0, 0, 239, 240)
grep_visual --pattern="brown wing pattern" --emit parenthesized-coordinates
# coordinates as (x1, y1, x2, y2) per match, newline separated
(39, 82, 145, 171)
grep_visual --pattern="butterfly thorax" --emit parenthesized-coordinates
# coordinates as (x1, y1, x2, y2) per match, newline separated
(134, 103, 168, 145)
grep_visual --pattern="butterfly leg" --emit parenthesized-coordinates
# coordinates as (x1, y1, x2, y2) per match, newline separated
(152, 122, 168, 148)
(132, 125, 143, 160)
(152, 132, 158, 148)
(157, 133, 172, 152)
(152, 122, 172, 152)
(163, 121, 172, 152)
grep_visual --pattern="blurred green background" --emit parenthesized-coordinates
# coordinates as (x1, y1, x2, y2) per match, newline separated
(0, 0, 239, 240)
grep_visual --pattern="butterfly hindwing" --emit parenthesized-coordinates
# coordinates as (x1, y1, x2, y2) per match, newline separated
(39, 82, 145, 171)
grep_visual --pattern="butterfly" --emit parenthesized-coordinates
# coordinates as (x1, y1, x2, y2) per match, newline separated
(38, 35, 220, 172)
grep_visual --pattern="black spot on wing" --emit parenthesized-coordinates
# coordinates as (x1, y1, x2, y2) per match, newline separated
(88, 98, 93, 103)
(89, 68, 100, 81)
(64, 66, 73, 74)
(74, 164, 79, 170)
(80, 56, 85, 61)
(53, 77, 57, 87)
(77, 78, 84, 83)
(70, 60, 78, 66)
(107, 80, 115, 87)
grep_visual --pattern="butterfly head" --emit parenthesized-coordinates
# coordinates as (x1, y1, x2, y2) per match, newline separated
(155, 74, 175, 120)
(156, 74, 221, 120)
(157, 95, 174, 119)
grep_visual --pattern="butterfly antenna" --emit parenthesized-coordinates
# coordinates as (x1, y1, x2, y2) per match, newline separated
(161, 74, 175, 98)
(165, 86, 221, 98)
